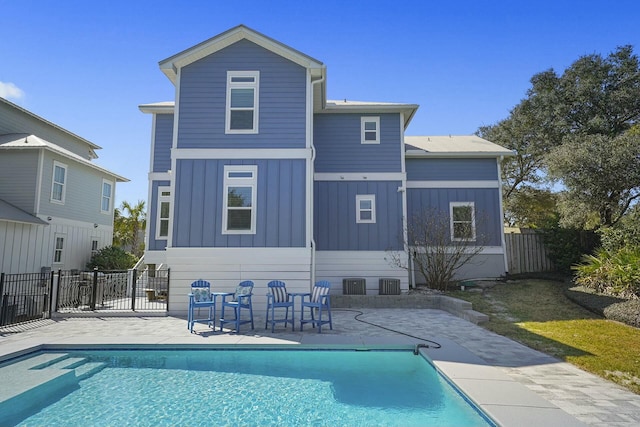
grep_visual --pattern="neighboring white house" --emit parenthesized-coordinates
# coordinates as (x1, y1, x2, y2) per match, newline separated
(0, 97, 128, 274)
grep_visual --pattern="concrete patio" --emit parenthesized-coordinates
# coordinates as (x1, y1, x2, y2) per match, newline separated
(1, 308, 639, 426)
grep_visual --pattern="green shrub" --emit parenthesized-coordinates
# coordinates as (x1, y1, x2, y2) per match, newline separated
(541, 224, 598, 273)
(603, 300, 640, 328)
(87, 245, 137, 270)
(573, 247, 640, 299)
(598, 208, 640, 252)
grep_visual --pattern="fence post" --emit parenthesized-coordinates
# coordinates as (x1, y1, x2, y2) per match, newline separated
(0, 273, 4, 325)
(166, 268, 170, 312)
(91, 267, 98, 310)
(54, 269, 62, 312)
(131, 269, 137, 311)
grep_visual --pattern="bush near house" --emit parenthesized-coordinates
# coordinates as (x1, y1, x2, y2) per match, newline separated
(87, 245, 137, 270)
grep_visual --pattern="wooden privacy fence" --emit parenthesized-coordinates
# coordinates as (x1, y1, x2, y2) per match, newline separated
(504, 230, 554, 274)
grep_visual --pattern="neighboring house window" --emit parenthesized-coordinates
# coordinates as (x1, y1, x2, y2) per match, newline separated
(101, 179, 113, 213)
(53, 235, 65, 264)
(51, 161, 67, 203)
(222, 165, 257, 234)
(356, 194, 376, 223)
(91, 239, 99, 255)
(156, 187, 171, 239)
(450, 202, 476, 241)
(226, 71, 259, 134)
(361, 116, 380, 144)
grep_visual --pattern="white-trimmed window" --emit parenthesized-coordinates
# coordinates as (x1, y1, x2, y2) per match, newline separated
(450, 202, 476, 241)
(53, 235, 65, 264)
(91, 239, 99, 255)
(361, 116, 380, 144)
(226, 71, 259, 134)
(51, 161, 67, 203)
(156, 187, 171, 239)
(101, 179, 113, 213)
(222, 165, 257, 234)
(356, 194, 376, 223)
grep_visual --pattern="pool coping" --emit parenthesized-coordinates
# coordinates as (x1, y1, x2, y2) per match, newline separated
(0, 339, 586, 427)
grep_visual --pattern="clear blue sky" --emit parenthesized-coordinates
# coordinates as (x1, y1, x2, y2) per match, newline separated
(2, 0, 639, 206)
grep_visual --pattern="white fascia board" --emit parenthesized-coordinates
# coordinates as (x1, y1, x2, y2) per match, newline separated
(407, 180, 500, 189)
(148, 172, 171, 181)
(405, 149, 515, 158)
(314, 172, 405, 181)
(172, 148, 311, 160)
(139, 103, 175, 114)
(160, 25, 324, 83)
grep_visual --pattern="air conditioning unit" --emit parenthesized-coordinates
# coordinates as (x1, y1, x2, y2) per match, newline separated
(379, 278, 401, 295)
(342, 278, 366, 295)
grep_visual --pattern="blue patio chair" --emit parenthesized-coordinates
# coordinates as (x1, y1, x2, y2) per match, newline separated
(300, 280, 333, 333)
(187, 279, 215, 333)
(265, 280, 294, 332)
(220, 280, 255, 333)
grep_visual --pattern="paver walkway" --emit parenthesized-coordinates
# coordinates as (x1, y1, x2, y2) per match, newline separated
(1, 309, 639, 426)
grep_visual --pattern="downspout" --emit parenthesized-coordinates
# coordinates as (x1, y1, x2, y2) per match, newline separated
(497, 156, 509, 275)
(309, 71, 325, 290)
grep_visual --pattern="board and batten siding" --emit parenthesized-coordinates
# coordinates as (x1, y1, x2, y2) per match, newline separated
(152, 114, 173, 173)
(0, 220, 111, 274)
(405, 158, 498, 181)
(173, 159, 306, 248)
(147, 180, 171, 251)
(406, 187, 503, 246)
(177, 39, 307, 149)
(0, 150, 39, 212)
(314, 113, 402, 173)
(39, 152, 115, 226)
(314, 181, 403, 251)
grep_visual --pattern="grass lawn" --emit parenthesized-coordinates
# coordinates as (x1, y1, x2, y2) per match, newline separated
(449, 279, 640, 394)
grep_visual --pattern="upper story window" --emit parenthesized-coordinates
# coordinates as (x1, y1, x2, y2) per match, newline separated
(450, 202, 476, 241)
(361, 116, 380, 144)
(356, 194, 376, 223)
(156, 187, 171, 239)
(101, 179, 113, 213)
(226, 71, 260, 134)
(51, 161, 67, 204)
(222, 165, 257, 234)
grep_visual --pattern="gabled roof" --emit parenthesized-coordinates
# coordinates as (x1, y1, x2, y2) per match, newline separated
(323, 100, 419, 129)
(0, 198, 48, 225)
(0, 96, 101, 154)
(159, 24, 325, 84)
(0, 134, 129, 182)
(405, 135, 515, 158)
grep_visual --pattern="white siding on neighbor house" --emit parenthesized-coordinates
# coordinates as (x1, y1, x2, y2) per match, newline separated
(163, 247, 313, 316)
(39, 151, 115, 226)
(315, 251, 409, 295)
(0, 101, 95, 160)
(0, 218, 112, 274)
(0, 150, 39, 212)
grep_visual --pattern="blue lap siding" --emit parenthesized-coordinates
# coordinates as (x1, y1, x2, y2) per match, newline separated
(405, 158, 498, 181)
(152, 114, 174, 173)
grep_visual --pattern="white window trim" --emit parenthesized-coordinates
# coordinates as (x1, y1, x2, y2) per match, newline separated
(450, 202, 476, 241)
(101, 179, 113, 213)
(356, 194, 376, 224)
(53, 234, 65, 265)
(222, 165, 258, 234)
(156, 186, 171, 240)
(225, 71, 260, 134)
(51, 161, 67, 204)
(361, 116, 380, 144)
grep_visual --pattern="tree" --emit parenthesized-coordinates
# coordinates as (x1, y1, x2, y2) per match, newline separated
(387, 208, 487, 291)
(113, 200, 146, 258)
(503, 187, 558, 228)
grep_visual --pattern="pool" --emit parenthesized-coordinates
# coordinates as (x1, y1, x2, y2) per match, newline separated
(1, 348, 496, 427)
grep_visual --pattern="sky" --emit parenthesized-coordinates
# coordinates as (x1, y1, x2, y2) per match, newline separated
(1, 0, 639, 207)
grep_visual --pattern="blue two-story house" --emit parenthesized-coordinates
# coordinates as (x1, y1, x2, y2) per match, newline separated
(139, 25, 512, 315)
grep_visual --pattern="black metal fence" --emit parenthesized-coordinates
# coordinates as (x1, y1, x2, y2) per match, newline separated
(0, 268, 170, 327)
(0, 271, 52, 326)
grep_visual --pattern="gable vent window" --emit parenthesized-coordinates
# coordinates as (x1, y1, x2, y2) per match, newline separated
(226, 71, 259, 134)
(361, 116, 380, 144)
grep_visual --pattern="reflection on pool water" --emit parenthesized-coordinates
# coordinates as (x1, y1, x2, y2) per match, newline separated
(1, 348, 496, 426)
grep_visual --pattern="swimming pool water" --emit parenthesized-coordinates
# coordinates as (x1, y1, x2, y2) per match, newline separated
(7, 349, 495, 427)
